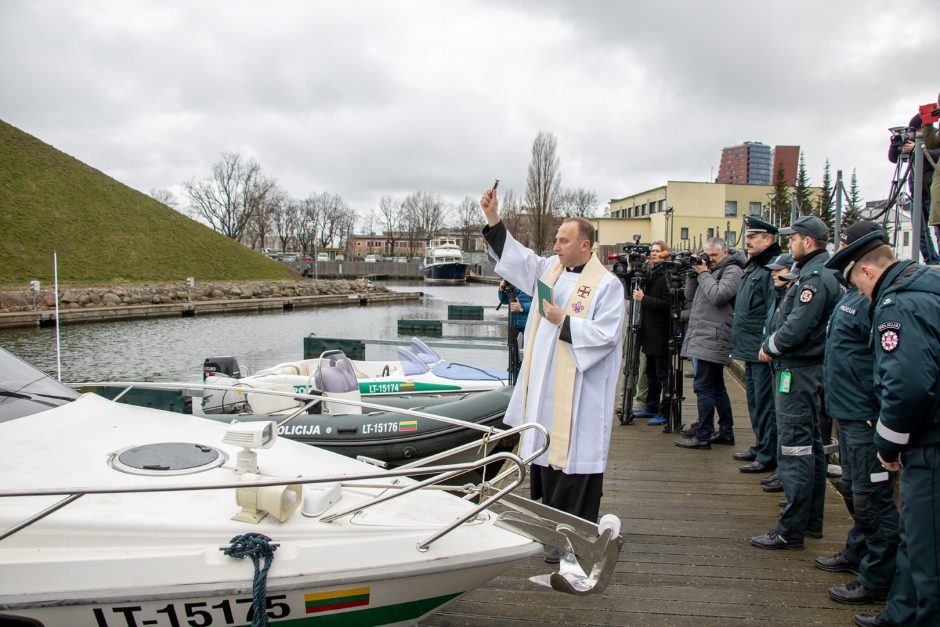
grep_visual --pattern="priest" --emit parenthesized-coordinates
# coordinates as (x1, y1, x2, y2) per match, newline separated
(479, 187, 625, 530)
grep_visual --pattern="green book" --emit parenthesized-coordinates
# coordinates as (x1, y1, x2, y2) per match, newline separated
(537, 279, 552, 317)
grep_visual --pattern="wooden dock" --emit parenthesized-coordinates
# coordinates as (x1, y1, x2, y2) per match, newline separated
(422, 374, 882, 626)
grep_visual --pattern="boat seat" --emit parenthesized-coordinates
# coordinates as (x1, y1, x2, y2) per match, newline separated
(317, 356, 359, 394)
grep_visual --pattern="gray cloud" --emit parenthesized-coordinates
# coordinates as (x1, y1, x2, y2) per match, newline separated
(2, 0, 938, 223)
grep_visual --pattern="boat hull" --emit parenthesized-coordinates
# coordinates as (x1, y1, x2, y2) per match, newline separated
(422, 262, 468, 284)
(1, 557, 530, 627)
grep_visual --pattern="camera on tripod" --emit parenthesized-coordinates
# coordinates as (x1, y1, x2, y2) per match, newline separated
(889, 126, 917, 157)
(607, 234, 651, 280)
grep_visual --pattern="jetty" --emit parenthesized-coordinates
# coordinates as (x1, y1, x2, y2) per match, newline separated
(423, 374, 879, 626)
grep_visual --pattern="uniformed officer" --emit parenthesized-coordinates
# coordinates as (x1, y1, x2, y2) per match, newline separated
(751, 215, 842, 550)
(826, 226, 940, 627)
(815, 222, 898, 606)
(730, 216, 783, 474)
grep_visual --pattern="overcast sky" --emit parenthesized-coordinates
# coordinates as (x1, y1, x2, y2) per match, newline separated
(2, 0, 938, 228)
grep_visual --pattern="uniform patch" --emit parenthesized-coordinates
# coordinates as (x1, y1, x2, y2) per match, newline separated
(839, 304, 857, 315)
(878, 321, 901, 353)
(799, 288, 814, 303)
(880, 329, 900, 352)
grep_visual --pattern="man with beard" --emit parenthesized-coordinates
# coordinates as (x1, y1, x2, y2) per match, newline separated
(730, 216, 782, 472)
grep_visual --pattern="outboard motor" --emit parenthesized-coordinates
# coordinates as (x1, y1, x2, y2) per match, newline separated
(203, 356, 242, 381)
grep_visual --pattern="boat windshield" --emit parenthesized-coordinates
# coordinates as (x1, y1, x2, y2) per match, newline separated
(0, 347, 79, 423)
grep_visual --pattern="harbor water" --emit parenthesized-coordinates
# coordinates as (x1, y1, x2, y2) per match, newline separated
(0, 282, 515, 383)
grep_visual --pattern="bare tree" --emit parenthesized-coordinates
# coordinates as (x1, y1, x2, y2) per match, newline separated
(557, 187, 598, 218)
(454, 196, 479, 252)
(307, 192, 350, 249)
(403, 190, 444, 254)
(183, 153, 275, 241)
(525, 132, 561, 253)
(295, 196, 319, 254)
(377, 195, 403, 257)
(498, 188, 528, 247)
(271, 195, 299, 252)
(245, 185, 284, 250)
(149, 188, 177, 208)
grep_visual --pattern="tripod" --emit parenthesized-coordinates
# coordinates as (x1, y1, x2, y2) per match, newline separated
(498, 286, 521, 385)
(659, 270, 687, 434)
(618, 272, 644, 424)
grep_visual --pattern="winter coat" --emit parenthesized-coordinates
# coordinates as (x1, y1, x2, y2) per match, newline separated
(730, 243, 781, 361)
(637, 262, 671, 357)
(680, 252, 745, 365)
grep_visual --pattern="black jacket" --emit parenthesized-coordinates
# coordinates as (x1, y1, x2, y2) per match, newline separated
(638, 262, 671, 357)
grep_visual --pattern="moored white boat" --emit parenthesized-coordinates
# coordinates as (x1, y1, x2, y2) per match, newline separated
(422, 241, 469, 285)
(201, 338, 507, 416)
(0, 347, 623, 627)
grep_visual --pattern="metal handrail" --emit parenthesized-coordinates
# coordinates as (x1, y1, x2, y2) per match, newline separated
(0, 452, 528, 546)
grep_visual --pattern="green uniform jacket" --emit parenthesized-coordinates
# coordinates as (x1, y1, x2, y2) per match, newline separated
(824, 290, 879, 421)
(872, 261, 940, 462)
(730, 244, 781, 362)
(761, 250, 842, 366)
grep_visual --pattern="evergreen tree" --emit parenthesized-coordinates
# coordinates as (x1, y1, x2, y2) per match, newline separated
(814, 159, 834, 233)
(843, 168, 862, 228)
(794, 152, 814, 217)
(771, 163, 792, 228)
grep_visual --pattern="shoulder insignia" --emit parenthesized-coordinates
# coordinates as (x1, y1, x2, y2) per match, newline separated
(799, 288, 815, 303)
(881, 328, 901, 353)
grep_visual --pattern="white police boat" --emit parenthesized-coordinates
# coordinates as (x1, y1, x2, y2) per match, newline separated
(0, 346, 623, 627)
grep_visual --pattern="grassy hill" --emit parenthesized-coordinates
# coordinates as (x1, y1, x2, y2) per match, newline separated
(0, 119, 296, 286)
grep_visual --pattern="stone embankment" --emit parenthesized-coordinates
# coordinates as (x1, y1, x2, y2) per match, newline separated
(0, 279, 388, 313)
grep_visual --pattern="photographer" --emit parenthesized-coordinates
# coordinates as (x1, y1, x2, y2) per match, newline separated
(674, 238, 744, 449)
(498, 279, 531, 337)
(888, 112, 940, 264)
(633, 241, 671, 426)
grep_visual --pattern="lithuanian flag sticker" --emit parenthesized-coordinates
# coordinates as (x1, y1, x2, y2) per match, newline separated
(305, 587, 371, 613)
(399, 420, 418, 432)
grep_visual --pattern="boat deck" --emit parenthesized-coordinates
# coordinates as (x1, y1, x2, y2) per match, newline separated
(423, 372, 883, 626)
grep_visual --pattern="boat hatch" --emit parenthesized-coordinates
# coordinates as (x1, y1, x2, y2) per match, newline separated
(110, 442, 228, 476)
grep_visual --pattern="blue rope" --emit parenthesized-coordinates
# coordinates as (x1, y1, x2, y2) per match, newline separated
(223, 532, 278, 627)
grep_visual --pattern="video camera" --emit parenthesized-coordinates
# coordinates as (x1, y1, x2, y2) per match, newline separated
(665, 250, 709, 270)
(608, 234, 651, 280)
(889, 126, 917, 156)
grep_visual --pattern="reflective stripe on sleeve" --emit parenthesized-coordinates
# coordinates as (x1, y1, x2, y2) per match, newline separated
(876, 419, 910, 445)
(767, 333, 779, 355)
(870, 471, 890, 483)
(781, 445, 813, 456)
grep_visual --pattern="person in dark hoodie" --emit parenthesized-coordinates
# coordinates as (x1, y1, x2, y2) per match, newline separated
(730, 216, 783, 473)
(826, 224, 940, 627)
(674, 237, 744, 449)
(632, 241, 672, 426)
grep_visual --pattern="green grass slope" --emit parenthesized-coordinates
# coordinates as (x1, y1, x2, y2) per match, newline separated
(0, 119, 296, 285)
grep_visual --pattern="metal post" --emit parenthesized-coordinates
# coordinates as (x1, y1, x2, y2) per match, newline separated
(833, 170, 843, 245)
(912, 133, 924, 264)
(790, 195, 798, 225)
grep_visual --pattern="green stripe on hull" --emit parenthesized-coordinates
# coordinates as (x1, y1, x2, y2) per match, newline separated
(246, 592, 461, 626)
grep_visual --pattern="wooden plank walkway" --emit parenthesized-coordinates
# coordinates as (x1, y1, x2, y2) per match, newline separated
(422, 373, 880, 626)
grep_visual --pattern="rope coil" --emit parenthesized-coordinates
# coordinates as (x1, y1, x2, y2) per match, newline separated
(223, 532, 278, 627)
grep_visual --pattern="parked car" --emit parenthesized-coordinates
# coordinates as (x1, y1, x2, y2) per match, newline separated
(364, 254, 377, 263)
(395, 257, 408, 263)
(282, 253, 300, 262)
(317, 253, 330, 262)
(335, 254, 345, 262)
(302, 256, 313, 263)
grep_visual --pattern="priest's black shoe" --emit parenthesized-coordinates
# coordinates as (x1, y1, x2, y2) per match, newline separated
(674, 437, 711, 450)
(750, 530, 803, 550)
(732, 450, 756, 461)
(815, 552, 860, 574)
(739, 461, 772, 473)
(762, 477, 784, 492)
(710, 433, 735, 445)
(830, 579, 888, 605)
(853, 614, 889, 627)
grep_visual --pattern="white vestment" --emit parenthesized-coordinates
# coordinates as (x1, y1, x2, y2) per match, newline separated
(491, 230, 625, 474)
